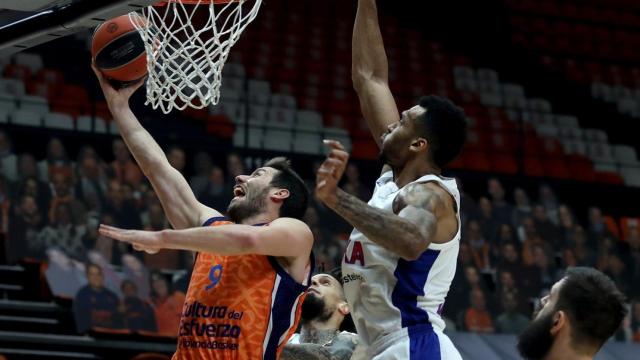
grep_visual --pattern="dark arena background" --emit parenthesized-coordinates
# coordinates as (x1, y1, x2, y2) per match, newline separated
(0, 0, 639, 359)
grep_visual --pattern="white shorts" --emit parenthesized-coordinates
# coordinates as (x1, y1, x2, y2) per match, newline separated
(351, 326, 462, 360)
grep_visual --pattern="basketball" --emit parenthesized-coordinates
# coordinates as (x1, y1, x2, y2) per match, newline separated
(92, 14, 147, 85)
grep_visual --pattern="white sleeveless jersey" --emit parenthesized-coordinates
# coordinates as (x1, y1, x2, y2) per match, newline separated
(341, 171, 461, 347)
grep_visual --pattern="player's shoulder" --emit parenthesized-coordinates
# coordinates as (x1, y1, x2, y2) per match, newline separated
(270, 217, 311, 230)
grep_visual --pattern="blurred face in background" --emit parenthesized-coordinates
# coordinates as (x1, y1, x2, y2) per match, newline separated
(48, 138, 66, 161)
(122, 281, 138, 298)
(87, 265, 104, 289)
(500, 271, 515, 289)
(18, 154, 38, 178)
(514, 188, 529, 207)
(151, 274, 169, 299)
(226, 154, 245, 179)
(209, 166, 225, 187)
(52, 172, 72, 197)
(470, 289, 487, 311)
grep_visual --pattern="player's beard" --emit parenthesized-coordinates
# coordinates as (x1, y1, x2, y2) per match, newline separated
(227, 187, 268, 223)
(517, 311, 555, 360)
(301, 293, 333, 324)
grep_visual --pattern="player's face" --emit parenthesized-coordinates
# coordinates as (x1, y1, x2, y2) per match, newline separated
(308, 274, 344, 309)
(302, 274, 344, 322)
(517, 279, 565, 360)
(227, 167, 277, 223)
(380, 105, 427, 166)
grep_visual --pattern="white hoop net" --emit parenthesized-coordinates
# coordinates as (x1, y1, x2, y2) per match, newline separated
(130, 0, 262, 114)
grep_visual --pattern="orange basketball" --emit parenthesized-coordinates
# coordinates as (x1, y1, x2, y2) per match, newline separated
(92, 14, 148, 84)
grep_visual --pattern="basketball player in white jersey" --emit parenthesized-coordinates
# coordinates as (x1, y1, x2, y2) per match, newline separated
(314, 1, 467, 359)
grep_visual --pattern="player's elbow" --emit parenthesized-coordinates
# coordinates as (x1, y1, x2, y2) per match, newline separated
(351, 67, 374, 91)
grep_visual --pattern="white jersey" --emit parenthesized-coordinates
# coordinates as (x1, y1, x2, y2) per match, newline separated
(341, 171, 461, 348)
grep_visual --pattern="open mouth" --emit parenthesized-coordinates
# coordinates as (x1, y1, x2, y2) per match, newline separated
(233, 186, 246, 199)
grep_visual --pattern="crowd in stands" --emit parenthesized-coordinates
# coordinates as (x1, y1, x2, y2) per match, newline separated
(1, 127, 640, 342)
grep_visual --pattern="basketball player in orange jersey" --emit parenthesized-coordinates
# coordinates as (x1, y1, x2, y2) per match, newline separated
(92, 65, 314, 360)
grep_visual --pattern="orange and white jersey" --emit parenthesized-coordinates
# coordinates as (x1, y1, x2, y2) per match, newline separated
(172, 217, 314, 360)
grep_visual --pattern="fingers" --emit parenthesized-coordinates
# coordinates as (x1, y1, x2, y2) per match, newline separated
(323, 139, 345, 151)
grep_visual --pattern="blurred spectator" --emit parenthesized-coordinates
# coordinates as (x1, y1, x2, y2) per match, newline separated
(531, 244, 558, 290)
(49, 169, 87, 225)
(75, 146, 107, 210)
(602, 252, 632, 296)
(0, 174, 10, 235)
(632, 301, 640, 343)
(150, 271, 185, 337)
(487, 178, 512, 225)
(478, 197, 499, 240)
(167, 146, 186, 175)
(225, 152, 245, 183)
(15, 176, 50, 219)
(343, 164, 371, 201)
(0, 130, 18, 182)
(121, 279, 157, 332)
(464, 220, 490, 270)
(557, 204, 577, 247)
(464, 289, 495, 333)
(497, 242, 541, 299)
(629, 227, 640, 295)
(8, 195, 44, 261)
(37, 137, 71, 182)
(491, 223, 517, 262)
(495, 292, 529, 334)
(36, 202, 87, 260)
(456, 178, 478, 228)
(17, 153, 40, 181)
(497, 269, 528, 315)
(199, 166, 231, 212)
(538, 184, 559, 224)
(104, 179, 142, 230)
(532, 204, 561, 247)
(123, 254, 151, 300)
(588, 206, 612, 245)
(511, 187, 532, 228)
(73, 263, 122, 333)
(110, 139, 143, 187)
(570, 226, 596, 266)
(189, 151, 213, 197)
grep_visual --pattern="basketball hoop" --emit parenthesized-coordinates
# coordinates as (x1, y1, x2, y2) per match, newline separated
(131, 0, 262, 114)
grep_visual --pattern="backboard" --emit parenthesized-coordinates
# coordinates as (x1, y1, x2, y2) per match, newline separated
(0, 0, 157, 57)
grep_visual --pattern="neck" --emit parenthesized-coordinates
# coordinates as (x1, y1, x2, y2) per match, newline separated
(392, 160, 439, 188)
(238, 212, 276, 226)
(299, 323, 339, 345)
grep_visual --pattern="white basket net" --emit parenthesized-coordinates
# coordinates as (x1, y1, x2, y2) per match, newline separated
(130, 0, 262, 114)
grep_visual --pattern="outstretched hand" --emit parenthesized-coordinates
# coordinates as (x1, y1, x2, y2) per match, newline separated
(91, 62, 145, 111)
(315, 140, 350, 208)
(98, 224, 163, 254)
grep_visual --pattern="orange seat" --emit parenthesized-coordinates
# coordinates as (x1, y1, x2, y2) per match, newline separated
(351, 139, 378, 160)
(463, 152, 491, 172)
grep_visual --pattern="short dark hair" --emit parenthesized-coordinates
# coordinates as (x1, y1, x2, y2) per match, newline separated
(555, 267, 627, 349)
(415, 95, 467, 168)
(264, 157, 309, 220)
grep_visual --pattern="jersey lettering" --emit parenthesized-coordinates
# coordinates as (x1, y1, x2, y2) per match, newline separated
(344, 241, 365, 266)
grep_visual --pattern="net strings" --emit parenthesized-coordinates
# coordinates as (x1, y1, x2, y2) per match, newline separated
(131, 0, 261, 114)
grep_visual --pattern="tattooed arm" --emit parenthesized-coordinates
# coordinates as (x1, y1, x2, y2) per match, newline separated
(280, 333, 358, 360)
(316, 141, 455, 261)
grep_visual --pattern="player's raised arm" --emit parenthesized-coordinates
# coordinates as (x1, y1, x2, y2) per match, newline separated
(352, 0, 400, 148)
(93, 65, 219, 229)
